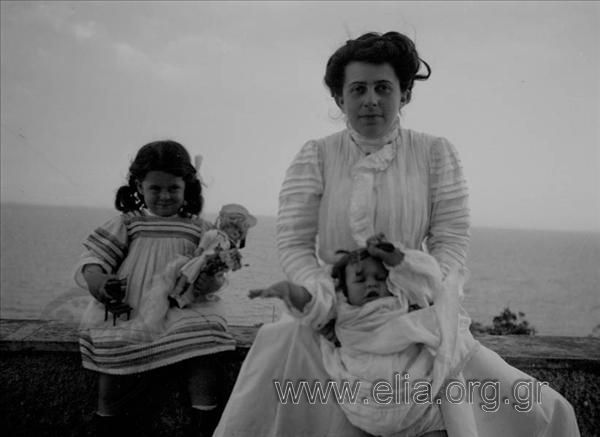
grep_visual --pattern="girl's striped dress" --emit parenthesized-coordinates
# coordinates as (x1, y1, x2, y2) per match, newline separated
(75, 211, 235, 375)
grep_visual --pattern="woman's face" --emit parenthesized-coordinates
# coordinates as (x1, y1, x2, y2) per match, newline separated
(137, 170, 185, 217)
(336, 62, 406, 139)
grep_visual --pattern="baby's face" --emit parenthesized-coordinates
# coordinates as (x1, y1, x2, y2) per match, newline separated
(345, 257, 392, 306)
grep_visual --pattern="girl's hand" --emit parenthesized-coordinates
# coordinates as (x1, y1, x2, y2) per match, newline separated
(193, 271, 226, 296)
(104, 278, 127, 302)
(219, 248, 242, 271)
(249, 281, 311, 312)
(366, 233, 405, 266)
(82, 264, 126, 303)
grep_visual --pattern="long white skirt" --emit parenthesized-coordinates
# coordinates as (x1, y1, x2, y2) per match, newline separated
(214, 317, 580, 437)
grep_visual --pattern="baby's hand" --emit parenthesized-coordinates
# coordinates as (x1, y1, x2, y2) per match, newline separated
(249, 281, 311, 312)
(366, 233, 405, 267)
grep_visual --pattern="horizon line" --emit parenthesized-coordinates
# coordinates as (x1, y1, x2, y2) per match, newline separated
(2, 201, 598, 234)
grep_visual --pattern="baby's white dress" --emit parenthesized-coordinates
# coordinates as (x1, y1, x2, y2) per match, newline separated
(318, 250, 476, 436)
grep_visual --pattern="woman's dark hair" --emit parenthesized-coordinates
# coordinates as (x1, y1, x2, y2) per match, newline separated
(324, 31, 431, 103)
(114, 140, 203, 217)
(331, 248, 387, 297)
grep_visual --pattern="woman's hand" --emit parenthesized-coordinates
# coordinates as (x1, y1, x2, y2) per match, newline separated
(249, 281, 311, 312)
(366, 233, 405, 266)
(318, 318, 340, 346)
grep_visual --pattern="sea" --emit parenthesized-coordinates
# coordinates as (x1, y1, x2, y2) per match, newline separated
(1, 202, 598, 336)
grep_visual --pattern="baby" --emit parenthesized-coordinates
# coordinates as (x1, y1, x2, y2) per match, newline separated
(250, 235, 475, 437)
(169, 204, 256, 308)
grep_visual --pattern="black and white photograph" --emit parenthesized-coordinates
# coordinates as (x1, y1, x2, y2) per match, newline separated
(1, 1, 598, 436)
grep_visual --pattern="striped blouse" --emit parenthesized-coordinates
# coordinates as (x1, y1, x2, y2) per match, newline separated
(75, 211, 210, 313)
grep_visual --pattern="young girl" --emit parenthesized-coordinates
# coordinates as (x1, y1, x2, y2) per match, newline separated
(75, 140, 233, 435)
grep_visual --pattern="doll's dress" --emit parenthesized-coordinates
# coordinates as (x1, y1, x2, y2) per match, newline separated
(178, 229, 232, 291)
(75, 211, 235, 375)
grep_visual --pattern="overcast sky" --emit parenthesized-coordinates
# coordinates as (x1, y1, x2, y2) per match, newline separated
(1, 1, 598, 231)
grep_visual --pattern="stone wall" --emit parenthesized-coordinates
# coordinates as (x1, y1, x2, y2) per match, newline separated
(1, 320, 598, 436)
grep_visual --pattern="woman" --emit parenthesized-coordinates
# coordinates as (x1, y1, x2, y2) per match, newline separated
(214, 32, 579, 437)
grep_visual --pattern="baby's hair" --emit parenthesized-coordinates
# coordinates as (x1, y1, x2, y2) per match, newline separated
(114, 140, 203, 217)
(331, 248, 387, 297)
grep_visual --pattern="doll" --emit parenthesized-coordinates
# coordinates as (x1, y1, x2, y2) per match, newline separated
(169, 204, 257, 308)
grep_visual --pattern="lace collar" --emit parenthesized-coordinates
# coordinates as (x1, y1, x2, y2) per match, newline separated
(347, 116, 401, 155)
(348, 118, 400, 247)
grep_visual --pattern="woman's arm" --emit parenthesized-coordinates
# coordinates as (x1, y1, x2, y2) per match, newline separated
(427, 139, 471, 278)
(249, 281, 312, 313)
(277, 141, 323, 284)
(276, 141, 336, 329)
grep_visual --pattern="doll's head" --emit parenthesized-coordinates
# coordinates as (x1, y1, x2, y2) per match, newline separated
(331, 249, 392, 306)
(115, 140, 203, 217)
(216, 204, 257, 248)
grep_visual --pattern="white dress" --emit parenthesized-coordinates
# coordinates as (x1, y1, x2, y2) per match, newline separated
(75, 210, 235, 375)
(315, 249, 477, 437)
(214, 120, 579, 437)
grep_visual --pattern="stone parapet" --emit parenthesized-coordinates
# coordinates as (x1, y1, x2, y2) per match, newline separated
(1, 319, 598, 436)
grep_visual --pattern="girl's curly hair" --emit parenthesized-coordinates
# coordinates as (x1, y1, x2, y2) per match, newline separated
(114, 140, 203, 217)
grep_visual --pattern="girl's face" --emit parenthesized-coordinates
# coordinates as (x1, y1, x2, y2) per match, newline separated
(137, 171, 185, 217)
(336, 62, 406, 139)
(344, 257, 392, 306)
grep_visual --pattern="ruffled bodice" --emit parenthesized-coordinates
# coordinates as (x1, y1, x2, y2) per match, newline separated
(348, 138, 398, 248)
(277, 124, 470, 329)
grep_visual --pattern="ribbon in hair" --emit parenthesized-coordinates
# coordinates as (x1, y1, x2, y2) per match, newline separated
(194, 154, 206, 186)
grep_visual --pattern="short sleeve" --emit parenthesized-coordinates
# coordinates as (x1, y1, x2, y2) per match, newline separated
(427, 138, 471, 277)
(74, 215, 129, 288)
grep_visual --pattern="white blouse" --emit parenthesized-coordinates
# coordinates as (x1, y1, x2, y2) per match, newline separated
(277, 122, 470, 329)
